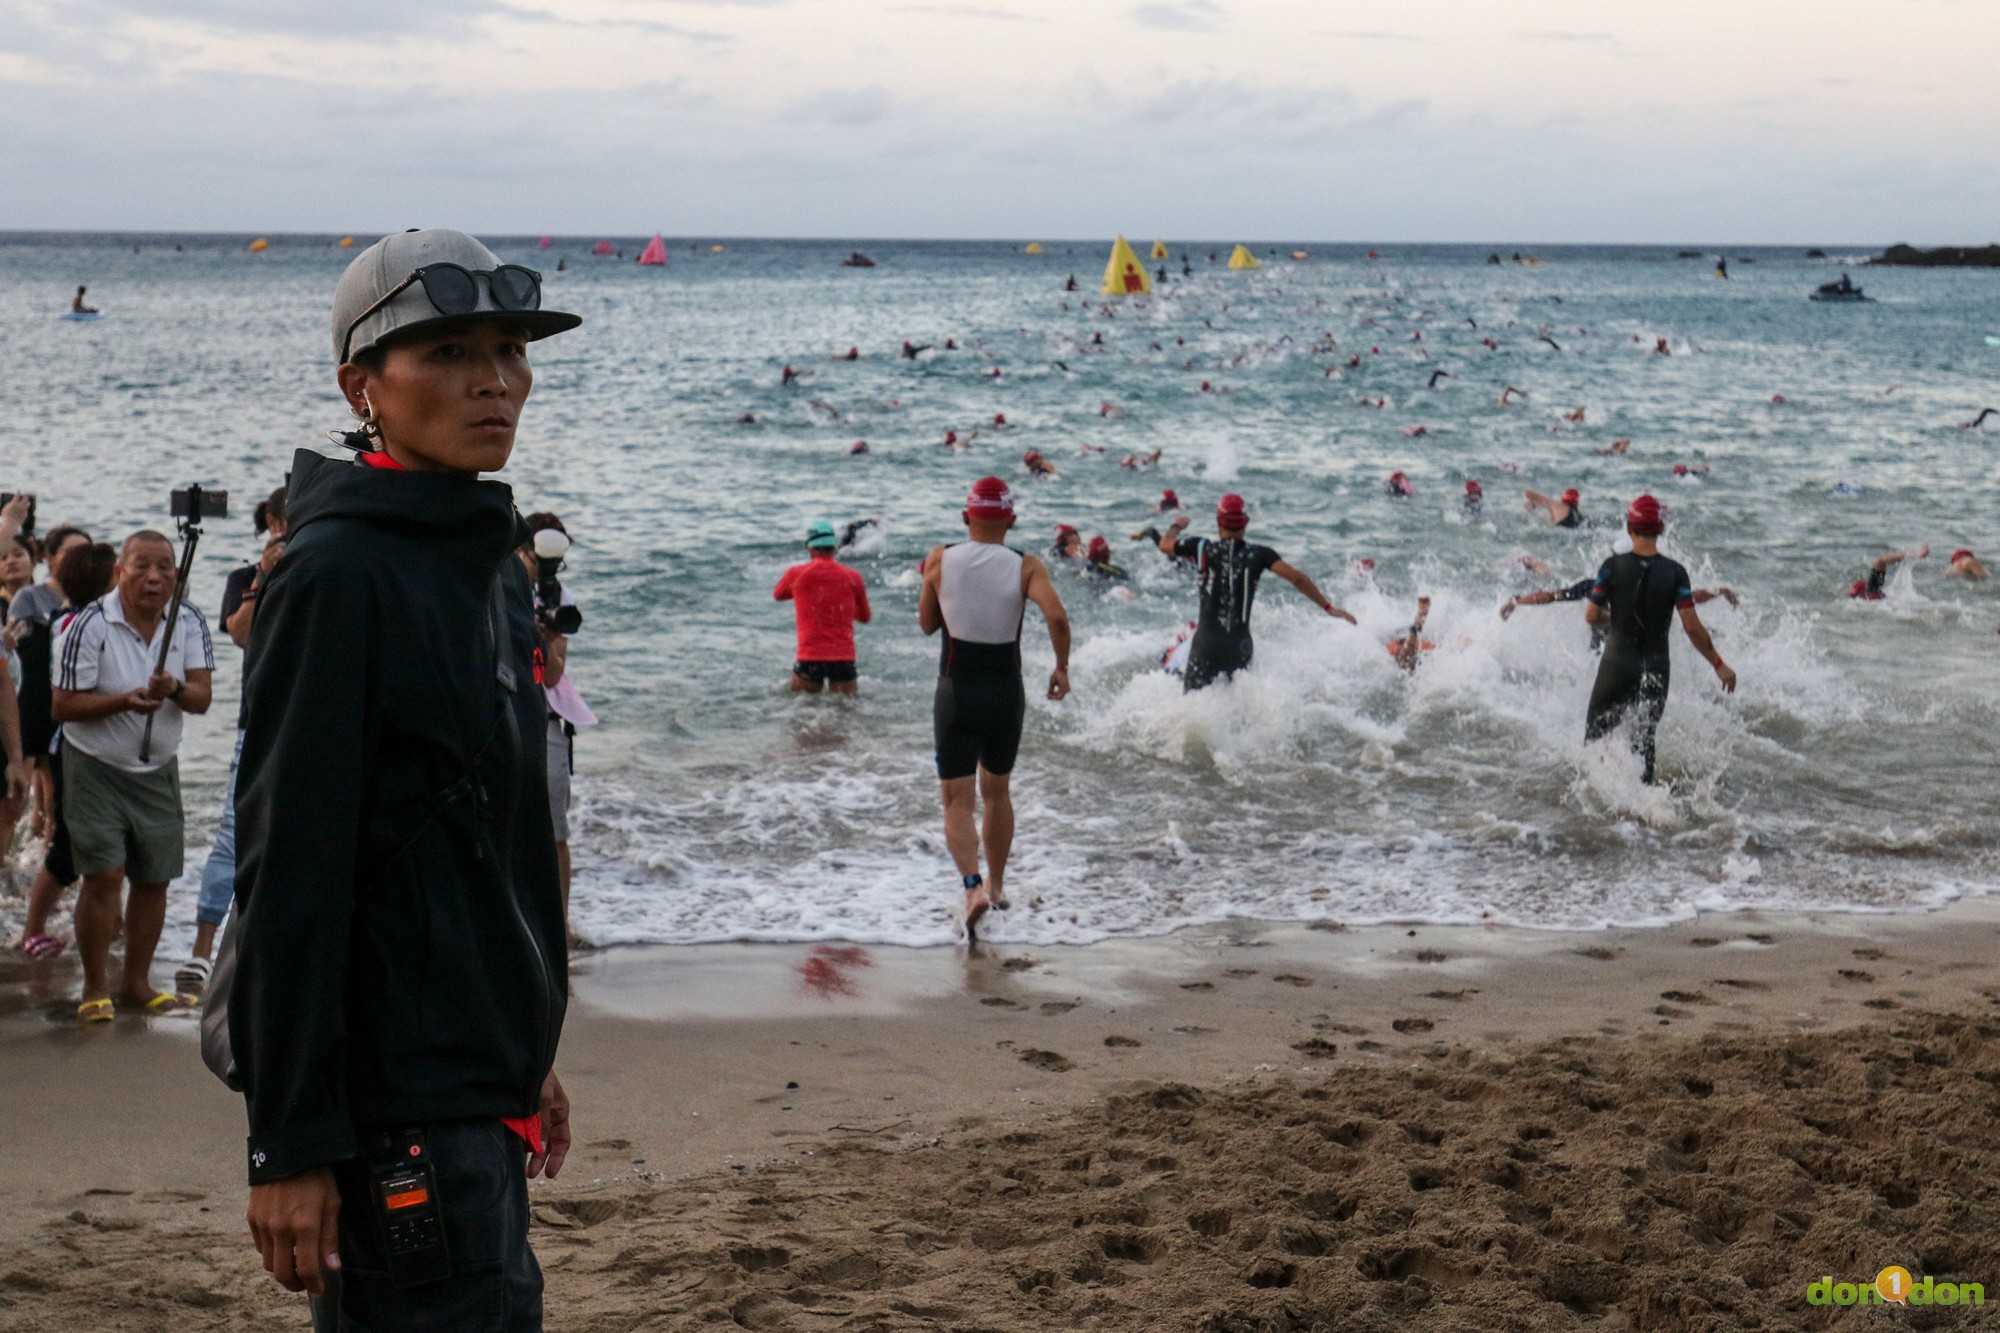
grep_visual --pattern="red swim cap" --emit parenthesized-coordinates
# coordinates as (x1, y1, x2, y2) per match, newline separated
(1465, 479, 1481, 494)
(1217, 493, 1249, 527)
(1952, 548, 1975, 564)
(1673, 463, 1688, 476)
(993, 413, 1007, 425)
(1162, 489, 1179, 505)
(1024, 450, 1043, 463)
(1562, 487, 1581, 505)
(1054, 523, 1077, 538)
(1390, 470, 1405, 480)
(1088, 536, 1111, 562)
(1626, 494, 1664, 536)
(966, 477, 1014, 518)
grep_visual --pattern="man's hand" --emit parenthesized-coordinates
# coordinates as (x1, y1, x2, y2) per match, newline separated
(123, 687, 165, 714)
(144, 669, 179, 701)
(4, 757, 28, 805)
(1324, 602, 1357, 624)
(1718, 587, 1739, 609)
(258, 538, 287, 578)
(527, 1072, 571, 1180)
(0, 493, 29, 534)
(1046, 667, 1070, 701)
(1714, 661, 1738, 693)
(248, 1167, 341, 1295)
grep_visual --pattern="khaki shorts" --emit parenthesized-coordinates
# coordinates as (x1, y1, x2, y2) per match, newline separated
(62, 744, 185, 883)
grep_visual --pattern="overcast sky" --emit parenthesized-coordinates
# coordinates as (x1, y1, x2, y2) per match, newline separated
(2, 0, 1995, 242)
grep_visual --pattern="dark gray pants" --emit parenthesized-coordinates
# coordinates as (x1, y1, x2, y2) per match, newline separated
(310, 1119, 542, 1332)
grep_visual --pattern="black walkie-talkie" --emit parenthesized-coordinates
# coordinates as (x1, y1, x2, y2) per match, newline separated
(369, 1130, 452, 1287)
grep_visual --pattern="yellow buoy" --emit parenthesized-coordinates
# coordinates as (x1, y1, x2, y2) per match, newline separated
(1149, 239, 1168, 260)
(248, 237, 269, 253)
(1024, 242, 1044, 254)
(1100, 235, 1153, 296)
(338, 236, 355, 248)
(1227, 243, 1260, 270)
(711, 244, 726, 252)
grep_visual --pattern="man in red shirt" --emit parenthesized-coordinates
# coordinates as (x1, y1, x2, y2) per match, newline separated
(775, 520, 872, 694)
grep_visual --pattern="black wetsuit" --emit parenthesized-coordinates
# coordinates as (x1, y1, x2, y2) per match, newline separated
(1174, 535, 1282, 691)
(1085, 559, 1128, 582)
(1584, 552, 1693, 784)
(1555, 505, 1584, 529)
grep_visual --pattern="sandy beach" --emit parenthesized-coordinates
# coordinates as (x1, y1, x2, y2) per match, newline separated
(7, 901, 2000, 1330)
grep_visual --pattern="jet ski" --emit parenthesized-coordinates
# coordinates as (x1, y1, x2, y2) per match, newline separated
(840, 251, 877, 268)
(1810, 273, 1872, 302)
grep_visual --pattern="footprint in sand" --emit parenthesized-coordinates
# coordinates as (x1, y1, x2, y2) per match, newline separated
(1689, 937, 1722, 947)
(1863, 998, 1901, 1010)
(1573, 946, 1621, 960)
(1713, 979, 1770, 991)
(1179, 982, 1216, 993)
(1291, 1038, 1339, 1056)
(1272, 974, 1314, 987)
(1223, 968, 1260, 978)
(1413, 950, 1449, 963)
(1001, 957, 1038, 972)
(1423, 989, 1477, 1001)
(1837, 969, 1875, 983)
(1039, 1001, 1079, 1015)
(980, 996, 1026, 1009)
(1104, 1035, 1143, 1048)
(1744, 933, 1775, 944)
(1018, 1049, 1075, 1072)
(1851, 947, 1886, 961)
(1392, 1017, 1435, 1034)
(1659, 990, 1713, 1005)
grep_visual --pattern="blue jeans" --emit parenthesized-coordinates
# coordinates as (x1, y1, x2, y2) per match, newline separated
(196, 729, 244, 927)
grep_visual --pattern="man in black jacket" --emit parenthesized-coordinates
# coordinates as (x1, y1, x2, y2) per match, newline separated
(231, 229, 580, 1331)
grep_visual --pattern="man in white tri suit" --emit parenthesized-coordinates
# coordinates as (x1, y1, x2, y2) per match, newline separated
(918, 477, 1071, 939)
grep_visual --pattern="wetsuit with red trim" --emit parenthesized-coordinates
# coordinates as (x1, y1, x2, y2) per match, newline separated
(1584, 551, 1694, 784)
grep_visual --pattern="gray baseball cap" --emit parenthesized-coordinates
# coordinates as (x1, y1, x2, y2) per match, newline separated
(331, 228, 582, 365)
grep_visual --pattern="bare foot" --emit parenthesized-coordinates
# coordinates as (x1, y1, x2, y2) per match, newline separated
(964, 888, 991, 940)
(988, 882, 1011, 911)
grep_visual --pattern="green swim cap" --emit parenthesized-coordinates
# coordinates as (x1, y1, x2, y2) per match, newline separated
(806, 519, 838, 549)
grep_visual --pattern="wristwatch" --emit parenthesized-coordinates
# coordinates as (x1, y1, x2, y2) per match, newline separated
(169, 678, 185, 701)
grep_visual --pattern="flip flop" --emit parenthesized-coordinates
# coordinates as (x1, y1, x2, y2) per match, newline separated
(21, 933, 64, 961)
(76, 998, 114, 1024)
(138, 992, 198, 1014)
(173, 957, 212, 992)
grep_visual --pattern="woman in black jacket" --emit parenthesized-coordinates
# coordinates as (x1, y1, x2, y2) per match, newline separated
(232, 229, 580, 1331)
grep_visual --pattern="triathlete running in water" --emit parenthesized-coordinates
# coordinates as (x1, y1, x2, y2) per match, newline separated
(1160, 494, 1353, 692)
(1524, 487, 1584, 528)
(1462, 480, 1485, 518)
(1583, 496, 1736, 784)
(1388, 596, 1432, 673)
(1849, 545, 1927, 599)
(774, 520, 872, 695)
(919, 478, 1071, 938)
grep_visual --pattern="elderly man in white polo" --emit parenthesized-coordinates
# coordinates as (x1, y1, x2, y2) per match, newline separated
(51, 529, 213, 1021)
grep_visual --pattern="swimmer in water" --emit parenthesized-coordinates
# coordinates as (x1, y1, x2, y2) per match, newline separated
(1595, 439, 1632, 456)
(1048, 524, 1083, 561)
(781, 364, 799, 385)
(1427, 369, 1453, 389)
(71, 285, 98, 315)
(1671, 462, 1709, 480)
(835, 347, 859, 361)
(1497, 386, 1527, 406)
(837, 517, 882, 550)
(901, 340, 930, 360)
(942, 429, 966, 451)
(1160, 496, 1354, 691)
(1083, 536, 1128, 582)
(1848, 544, 1927, 600)
(1962, 408, 1998, 430)
(1524, 487, 1584, 528)
(1387, 471, 1416, 499)
(1654, 337, 1672, 355)
(1099, 402, 1125, 418)
(1154, 488, 1182, 513)
(1122, 449, 1164, 471)
(1024, 450, 1059, 478)
(1387, 597, 1433, 673)
(848, 439, 868, 455)
(737, 412, 757, 424)
(1947, 548, 1989, 580)
(991, 413, 1009, 428)
(1064, 275, 1077, 292)
(1462, 480, 1486, 517)
(1583, 495, 1736, 784)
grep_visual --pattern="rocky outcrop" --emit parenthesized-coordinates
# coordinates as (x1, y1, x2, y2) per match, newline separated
(1871, 243, 2000, 267)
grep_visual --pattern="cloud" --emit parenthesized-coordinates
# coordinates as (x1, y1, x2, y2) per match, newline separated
(1325, 30, 1425, 43)
(1130, 0, 1222, 32)
(782, 84, 895, 127)
(1512, 30, 1614, 44)
(891, 3, 1037, 19)
(499, 5, 734, 45)
(95, 0, 512, 37)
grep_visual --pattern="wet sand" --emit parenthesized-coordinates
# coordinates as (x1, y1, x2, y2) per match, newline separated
(7, 901, 2000, 1329)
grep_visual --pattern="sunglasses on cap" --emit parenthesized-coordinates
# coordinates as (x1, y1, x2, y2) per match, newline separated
(340, 263, 544, 364)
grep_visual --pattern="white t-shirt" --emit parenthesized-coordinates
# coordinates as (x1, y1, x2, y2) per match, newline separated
(54, 589, 215, 773)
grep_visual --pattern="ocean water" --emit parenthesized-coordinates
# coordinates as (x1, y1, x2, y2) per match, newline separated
(3, 233, 1999, 949)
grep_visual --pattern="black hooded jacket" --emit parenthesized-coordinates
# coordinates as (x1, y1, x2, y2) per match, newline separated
(231, 447, 566, 1185)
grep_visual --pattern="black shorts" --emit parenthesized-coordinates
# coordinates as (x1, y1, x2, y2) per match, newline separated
(793, 660, 858, 684)
(1184, 632, 1253, 692)
(933, 674, 1027, 780)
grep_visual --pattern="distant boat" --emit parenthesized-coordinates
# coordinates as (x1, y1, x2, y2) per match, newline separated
(636, 233, 668, 266)
(1810, 273, 1872, 303)
(841, 252, 876, 268)
(248, 237, 269, 253)
(592, 240, 615, 256)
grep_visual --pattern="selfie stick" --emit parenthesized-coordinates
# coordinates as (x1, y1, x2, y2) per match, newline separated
(139, 484, 210, 765)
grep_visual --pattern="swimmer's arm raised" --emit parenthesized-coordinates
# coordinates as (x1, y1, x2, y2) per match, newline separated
(917, 547, 946, 636)
(1159, 515, 1190, 557)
